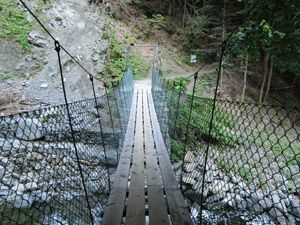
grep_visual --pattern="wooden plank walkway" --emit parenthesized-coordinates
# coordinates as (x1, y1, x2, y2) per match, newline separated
(102, 89, 193, 225)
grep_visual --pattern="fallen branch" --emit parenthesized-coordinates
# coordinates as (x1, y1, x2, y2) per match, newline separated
(270, 86, 296, 91)
(116, 0, 132, 20)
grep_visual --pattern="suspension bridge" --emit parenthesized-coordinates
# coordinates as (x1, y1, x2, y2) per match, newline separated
(0, 1, 300, 225)
(102, 87, 192, 225)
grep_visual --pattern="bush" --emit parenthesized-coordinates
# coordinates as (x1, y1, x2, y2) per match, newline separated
(0, 0, 33, 51)
(166, 76, 190, 93)
(101, 28, 150, 80)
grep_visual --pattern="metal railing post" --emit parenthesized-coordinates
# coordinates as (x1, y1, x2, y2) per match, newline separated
(199, 41, 227, 225)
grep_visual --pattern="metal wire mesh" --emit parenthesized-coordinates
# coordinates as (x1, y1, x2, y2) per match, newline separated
(152, 68, 300, 225)
(0, 68, 133, 224)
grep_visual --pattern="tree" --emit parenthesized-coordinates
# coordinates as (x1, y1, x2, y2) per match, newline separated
(227, 23, 260, 102)
(236, 0, 300, 104)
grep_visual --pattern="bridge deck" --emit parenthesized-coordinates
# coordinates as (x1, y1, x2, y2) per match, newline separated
(102, 89, 193, 225)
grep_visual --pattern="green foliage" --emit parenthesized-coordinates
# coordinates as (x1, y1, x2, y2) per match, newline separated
(101, 28, 150, 81)
(147, 14, 166, 30)
(227, 0, 300, 79)
(0, 0, 33, 51)
(130, 54, 150, 80)
(0, 72, 10, 80)
(171, 10, 213, 50)
(168, 94, 239, 164)
(171, 139, 185, 162)
(166, 77, 190, 93)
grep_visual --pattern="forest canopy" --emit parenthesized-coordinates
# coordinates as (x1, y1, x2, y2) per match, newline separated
(123, 0, 300, 104)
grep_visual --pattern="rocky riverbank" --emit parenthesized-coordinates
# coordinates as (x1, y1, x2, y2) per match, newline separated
(178, 150, 300, 225)
(0, 98, 121, 224)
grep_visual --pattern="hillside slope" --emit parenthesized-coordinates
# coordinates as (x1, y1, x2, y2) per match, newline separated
(0, 0, 299, 117)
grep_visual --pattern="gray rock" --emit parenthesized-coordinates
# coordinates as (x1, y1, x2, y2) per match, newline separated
(25, 182, 39, 191)
(182, 176, 196, 185)
(0, 157, 8, 166)
(2, 176, 18, 187)
(223, 194, 237, 208)
(28, 31, 48, 48)
(11, 184, 25, 193)
(90, 171, 102, 181)
(77, 21, 85, 29)
(246, 198, 254, 208)
(15, 62, 24, 70)
(237, 198, 247, 211)
(184, 163, 197, 173)
(32, 191, 51, 203)
(253, 203, 264, 213)
(251, 191, 264, 201)
(173, 161, 182, 171)
(92, 54, 100, 62)
(2, 140, 12, 151)
(206, 194, 224, 203)
(287, 213, 296, 225)
(291, 197, 300, 217)
(259, 197, 273, 210)
(15, 118, 44, 141)
(0, 186, 10, 196)
(40, 83, 48, 88)
(6, 194, 32, 208)
(99, 149, 118, 167)
(26, 152, 43, 161)
(269, 208, 288, 225)
(57, 192, 82, 203)
(0, 166, 5, 179)
(276, 200, 288, 214)
(53, 178, 82, 191)
(86, 182, 104, 194)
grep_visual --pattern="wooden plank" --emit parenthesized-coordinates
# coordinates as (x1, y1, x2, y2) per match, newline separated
(165, 187, 193, 225)
(147, 91, 193, 225)
(126, 89, 145, 225)
(143, 89, 169, 225)
(148, 186, 169, 225)
(125, 187, 145, 225)
(147, 91, 179, 187)
(102, 90, 137, 225)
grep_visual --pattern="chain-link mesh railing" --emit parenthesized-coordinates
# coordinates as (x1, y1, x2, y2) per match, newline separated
(0, 66, 133, 224)
(152, 67, 300, 225)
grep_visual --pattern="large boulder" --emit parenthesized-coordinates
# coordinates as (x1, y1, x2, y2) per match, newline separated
(15, 118, 44, 141)
(27, 31, 48, 48)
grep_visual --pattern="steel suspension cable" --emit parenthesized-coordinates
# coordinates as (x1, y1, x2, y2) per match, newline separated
(199, 41, 227, 225)
(54, 41, 94, 225)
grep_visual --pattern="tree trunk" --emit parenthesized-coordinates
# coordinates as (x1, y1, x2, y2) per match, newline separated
(292, 75, 297, 86)
(258, 52, 269, 104)
(263, 60, 273, 103)
(182, 0, 187, 27)
(218, 0, 226, 95)
(241, 57, 248, 102)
